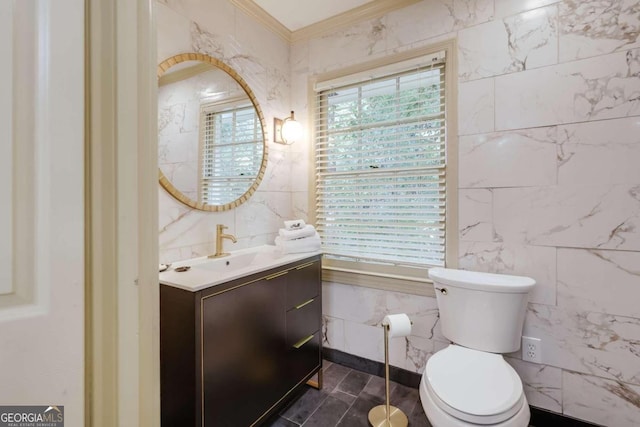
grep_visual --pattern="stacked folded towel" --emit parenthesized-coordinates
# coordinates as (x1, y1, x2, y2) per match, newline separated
(275, 220, 321, 254)
(284, 219, 306, 230)
(279, 224, 316, 240)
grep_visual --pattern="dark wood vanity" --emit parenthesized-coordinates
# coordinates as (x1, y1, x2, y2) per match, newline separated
(160, 255, 322, 426)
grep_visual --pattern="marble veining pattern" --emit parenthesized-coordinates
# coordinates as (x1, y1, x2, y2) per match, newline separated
(459, 126, 557, 188)
(458, 77, 495, 135)
(235, 192, 292, 235)
(322, 282, 445, 373)
(322, 315, 346, 351)
(260, 149, 290, 193)
(560, 0, 640, 62)
(384, 0, 492, 51)
(444, 0, 494, 31)
(524, 304, 640, 386)
(459, 242, 557, 306)
(292, 191, 310, 223)
(563, 371, 640, 427)
(458, 5, 557, 81)
(557, 117, 640, 186)
(404, 336, 431, 373)
(190, 22, 227, 60)
(458, 189, 493, 241)
(367, 19, 387, 56)
(160, 195, 233, 250)
(571, 49, 640, 119)
(506, 357, 563, 413)
(558, 248, 640, 319)
(308, 17, 388, 73)
(493, 184, 640, 250)
(496, 48, 640, 130)
(191, 22, 271, 102)
(266, 67, 288, 102)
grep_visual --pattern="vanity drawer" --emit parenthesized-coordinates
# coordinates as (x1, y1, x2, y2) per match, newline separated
(286, 297, 321, 348)
(286, 260, 320, 310)
(286, 332, 321, 389)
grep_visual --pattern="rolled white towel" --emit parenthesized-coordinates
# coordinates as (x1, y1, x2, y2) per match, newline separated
(278, 224, 316, 240)
(275, 232, 321, 254)
(284, 219, 306, 230)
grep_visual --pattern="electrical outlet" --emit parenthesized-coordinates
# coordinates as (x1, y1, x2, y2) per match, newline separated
(522, 336, 542, 363)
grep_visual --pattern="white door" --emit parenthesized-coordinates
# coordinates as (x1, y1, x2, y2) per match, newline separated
(0, 1, 85, 425)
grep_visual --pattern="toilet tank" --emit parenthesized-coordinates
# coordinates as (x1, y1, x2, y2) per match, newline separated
(429, 268, 535, 353)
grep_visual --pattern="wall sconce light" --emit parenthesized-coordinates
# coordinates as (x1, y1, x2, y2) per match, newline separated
(274, 111, 302, 145)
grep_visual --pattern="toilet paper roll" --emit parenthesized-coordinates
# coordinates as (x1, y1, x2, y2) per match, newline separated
(382, 313, 412, 338)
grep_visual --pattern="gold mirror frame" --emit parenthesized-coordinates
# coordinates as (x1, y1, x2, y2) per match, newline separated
(157, 53, 268, 212)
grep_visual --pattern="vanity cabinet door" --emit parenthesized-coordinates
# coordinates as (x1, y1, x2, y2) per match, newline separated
(201, 273, 287, 427)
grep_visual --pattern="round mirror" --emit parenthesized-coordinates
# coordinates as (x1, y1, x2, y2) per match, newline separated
(157, 53, 267, 211)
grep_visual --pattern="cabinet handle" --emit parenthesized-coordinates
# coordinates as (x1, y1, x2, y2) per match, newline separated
(265, 271, 288, 280)
(294, 298, 315, 310)
(295, 262, 315, 270)
(292, 334, 315, 349)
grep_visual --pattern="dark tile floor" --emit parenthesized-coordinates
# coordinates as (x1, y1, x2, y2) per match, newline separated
(265, 360, 431, 427)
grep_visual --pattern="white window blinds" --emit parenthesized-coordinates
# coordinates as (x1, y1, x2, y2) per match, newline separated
(314, 54, 447, 269)
(200, 105, 261, 205)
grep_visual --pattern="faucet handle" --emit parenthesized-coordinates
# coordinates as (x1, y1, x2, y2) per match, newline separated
(217, 224, 227, 231)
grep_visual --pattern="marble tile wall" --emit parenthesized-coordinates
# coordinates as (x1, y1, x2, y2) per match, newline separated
(157, 0, 640, 423)
(289, 0, 640, 424)
(158, 72, 212, 201)
(156, 0, 295, 263)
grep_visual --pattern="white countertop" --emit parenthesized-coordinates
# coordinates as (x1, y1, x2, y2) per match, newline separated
(159, 244, 322, 292)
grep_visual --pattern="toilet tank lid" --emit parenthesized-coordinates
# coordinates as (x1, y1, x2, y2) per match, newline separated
(428, 268, 535, 293)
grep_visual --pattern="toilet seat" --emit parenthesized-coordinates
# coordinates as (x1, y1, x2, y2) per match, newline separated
(425, 345, 524, 424)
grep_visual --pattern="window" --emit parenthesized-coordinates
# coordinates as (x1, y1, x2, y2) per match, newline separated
(312, 45, 457, 294)
(200, 103, 262, 205)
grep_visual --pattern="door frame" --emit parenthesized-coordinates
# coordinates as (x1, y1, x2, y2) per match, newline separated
(85, 0, 159, 425)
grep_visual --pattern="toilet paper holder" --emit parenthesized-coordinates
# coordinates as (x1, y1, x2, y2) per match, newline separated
(367, 314, 412, 427)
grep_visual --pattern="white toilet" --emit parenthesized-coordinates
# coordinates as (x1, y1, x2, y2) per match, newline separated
(420, 268, 536, 427)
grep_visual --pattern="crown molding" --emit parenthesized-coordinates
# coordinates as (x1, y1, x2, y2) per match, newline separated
(230, 0, 422, 44)
(230, 0, 292, 43)
(291, 0, 421, 43)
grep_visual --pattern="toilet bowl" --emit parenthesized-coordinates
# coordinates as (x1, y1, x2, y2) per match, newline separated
(420, 268, 536, 427)
(419, 345, 530, 426)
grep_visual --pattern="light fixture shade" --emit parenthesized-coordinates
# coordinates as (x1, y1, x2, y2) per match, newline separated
(281, 117, 302, 144)
(274, 111, 302, 145)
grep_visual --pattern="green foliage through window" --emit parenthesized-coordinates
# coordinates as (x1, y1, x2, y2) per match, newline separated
(315, 61, 447, 268)
(200, 105, 262, 205)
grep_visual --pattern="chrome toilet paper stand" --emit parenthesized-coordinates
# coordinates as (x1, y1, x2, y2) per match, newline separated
(367, 320, 409, 427)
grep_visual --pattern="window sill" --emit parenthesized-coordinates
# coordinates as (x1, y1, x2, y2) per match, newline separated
(321, 265, 436, 297)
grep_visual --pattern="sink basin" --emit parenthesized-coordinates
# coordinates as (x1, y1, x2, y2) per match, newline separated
(193, 251, 261, 272)
(159, 244, 321, 292)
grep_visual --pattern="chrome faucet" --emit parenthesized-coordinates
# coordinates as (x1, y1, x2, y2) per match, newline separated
(210, 224, 237, 258)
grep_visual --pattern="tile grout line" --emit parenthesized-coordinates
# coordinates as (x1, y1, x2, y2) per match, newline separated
(336, 373, 374, 426)
(301, 390, 331, 427)
(333, 366, 361, 426)
(301, 364, 356, 426)
(300, 392, 338, 426)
